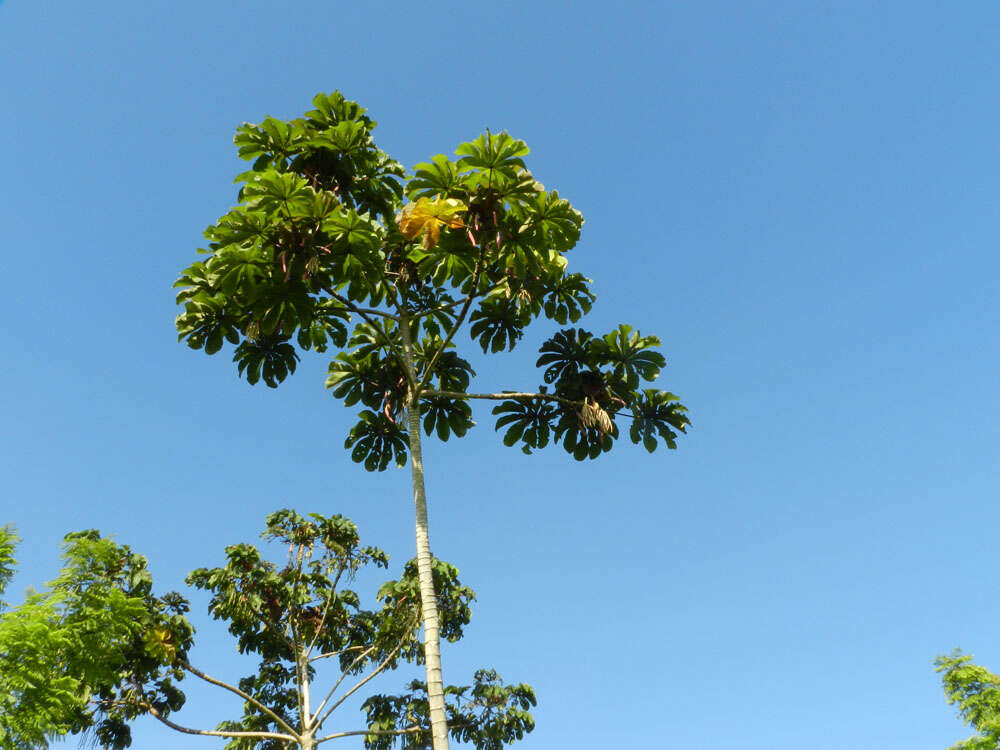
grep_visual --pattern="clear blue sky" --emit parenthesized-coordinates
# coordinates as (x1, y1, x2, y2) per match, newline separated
(2, 2, 998, 748)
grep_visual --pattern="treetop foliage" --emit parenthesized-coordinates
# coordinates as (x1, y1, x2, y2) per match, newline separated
(0, 527, 192, 749)
(937, 650, 1000, 750)
(175, 91, 689, 471)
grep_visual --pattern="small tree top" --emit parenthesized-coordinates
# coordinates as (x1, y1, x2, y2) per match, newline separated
(0, 513, 536, 749)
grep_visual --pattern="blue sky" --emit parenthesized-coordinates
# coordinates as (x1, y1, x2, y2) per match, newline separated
(2, 1, 999, 748)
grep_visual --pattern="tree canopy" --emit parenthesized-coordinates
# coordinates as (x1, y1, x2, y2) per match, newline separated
(174, 91, 689, 467)
(0, 513, 534, 750)
(937, 650, 1000, 750)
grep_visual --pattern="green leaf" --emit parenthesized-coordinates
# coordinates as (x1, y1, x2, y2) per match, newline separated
(455, 132, 529, 178)
(469, 299, 529, 353)
(590, 324, 667, 390)
(521, 190, 582, 253)
(490, 398, 558, 454)
(344, 410, 408, 471)
(628, 389, 690, 451)
(407, 154, 464, 200)
(420, 397, 473, 442)
(233, 336, 300, 388)
(536, 328, 594, 384)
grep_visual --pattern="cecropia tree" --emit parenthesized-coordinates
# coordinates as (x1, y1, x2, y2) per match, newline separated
(175, 91, 690, 748)
(0, 513, 534, 750)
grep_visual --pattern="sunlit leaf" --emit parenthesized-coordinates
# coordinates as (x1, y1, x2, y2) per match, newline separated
(397, 197, 467, 250)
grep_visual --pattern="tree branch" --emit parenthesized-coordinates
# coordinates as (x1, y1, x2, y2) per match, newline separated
(409, 278, 507, 320)
(309, 645, 376, 727)
(328, 286, 417, 402)
(314, 616, 418, 730)
(418, 234, 489, 390)
(290, 544, 310, 728)
(305, 566, 345, 659)
(179, 660, 299, 738)
(308, 644, 369, 664)
(422, 389, 581, 408)
(396, 307, 422, 393)
(144, 703, 298, 743)
(327, 290, 399, 324)
(316, 725, 424, 743)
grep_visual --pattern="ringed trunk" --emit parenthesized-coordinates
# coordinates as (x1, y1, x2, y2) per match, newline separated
(406, 400, 450, 750)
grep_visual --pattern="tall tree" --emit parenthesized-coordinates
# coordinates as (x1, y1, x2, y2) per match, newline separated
(0, 512, 534, 749)
(175, 91, 690, 748)
(936, 650, 1000, 749)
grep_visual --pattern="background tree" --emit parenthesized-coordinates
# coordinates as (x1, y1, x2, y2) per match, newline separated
(936, 650, 1000, 750)
(175, 91, 690, 748)
(0, 512, 534, 750)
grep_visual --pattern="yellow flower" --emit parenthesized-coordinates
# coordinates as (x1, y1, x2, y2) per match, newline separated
(397, 197, 466, 249)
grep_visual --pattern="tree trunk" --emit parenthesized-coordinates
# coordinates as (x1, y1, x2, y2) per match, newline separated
(397, 311, 450, 750)
(406, 400, 450, 750)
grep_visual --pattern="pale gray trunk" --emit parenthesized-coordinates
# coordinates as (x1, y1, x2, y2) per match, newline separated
(406, 399, 450, 750)
(398, 312, 450, 750)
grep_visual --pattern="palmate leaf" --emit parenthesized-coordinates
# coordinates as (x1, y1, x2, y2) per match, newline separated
(233, 336, 299, 387)
(535, 328, 594, 385)
(203, 208, 271, 249)
(326, 352, 406, 416)
(469, 299, 530, 353)
(629, 389, 690, 452)
(304, 91, 373, 130)
(414, 344, 475, 392)
(303, 119, 367, 153)
(455, 132, 529, 178)
(397, 198, 467, 250)
(322, 207, 382, 253)
(490, 168, 545, 209)
(211, 244, 269, 297)
(295, 302, 350, 352)
(176, 292, 241, 355)
(491, 398, 559, 455)
(553, 408, 617, 461)
(233, 116, 306, 171)
(421, 397, 473, 441)
(407, 154, 464, 200)
(521, 191, 582, 253)
(240, 170, 315, 217)
(344, 410, 408, 471)
(411, 228, 479, 289)
(326, 353, 375, 407)
(511, 329, 687, 459)
(540, 272, 595, 325)
(590, 324, 666, 390)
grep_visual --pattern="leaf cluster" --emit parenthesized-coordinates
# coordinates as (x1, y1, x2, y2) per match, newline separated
(493, 325, 690, 459)
(937, 650, 1000, 749)
(363, 670, 535, 750)
(0, 531, 193, 750)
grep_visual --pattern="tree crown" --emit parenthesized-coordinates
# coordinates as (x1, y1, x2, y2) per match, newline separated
(175, 91, 690, 469)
